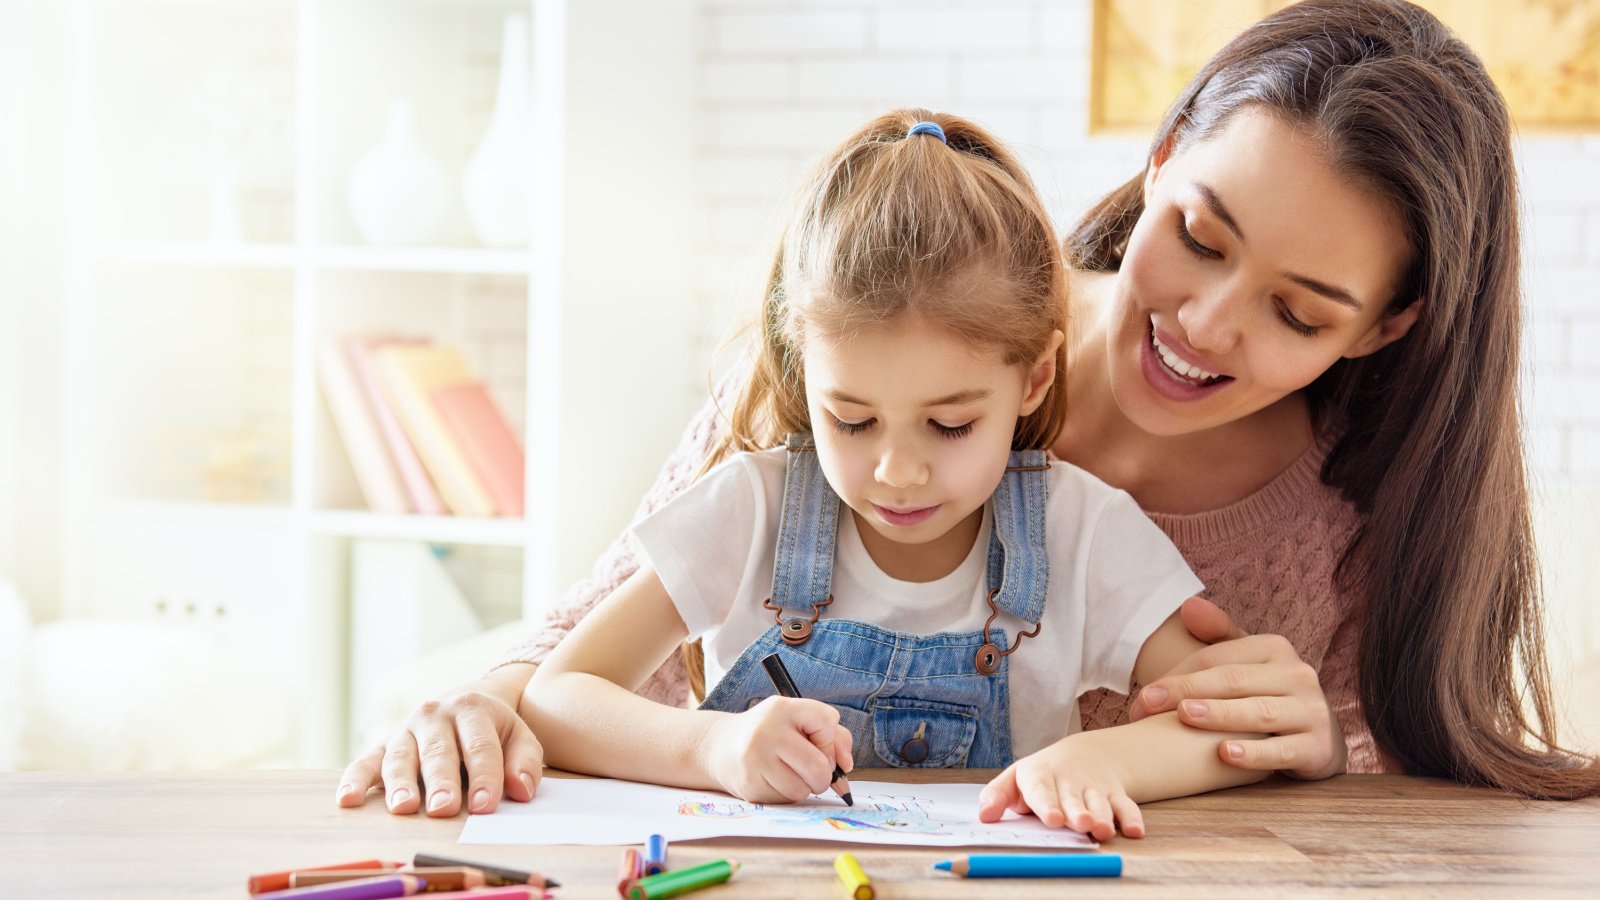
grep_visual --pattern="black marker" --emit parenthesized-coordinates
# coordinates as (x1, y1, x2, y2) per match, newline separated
(760, 653, 854, 806)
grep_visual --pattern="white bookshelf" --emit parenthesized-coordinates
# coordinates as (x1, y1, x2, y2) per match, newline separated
(60, 0, 697, 765)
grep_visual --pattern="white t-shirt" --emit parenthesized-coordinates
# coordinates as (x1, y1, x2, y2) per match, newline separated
(632, 447, 1203, 756)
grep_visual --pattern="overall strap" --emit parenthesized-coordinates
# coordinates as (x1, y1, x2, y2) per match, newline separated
(983, 449, 1050, 626)
(767, 433, 840, 615)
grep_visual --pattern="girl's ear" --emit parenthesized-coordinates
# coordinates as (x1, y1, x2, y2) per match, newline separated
(1345, 300, 1422, 359)
(1019, 329, 1065, 416)
(1142, 129, 1179, 200)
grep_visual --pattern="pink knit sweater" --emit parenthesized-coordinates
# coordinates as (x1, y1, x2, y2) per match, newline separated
(495, 386, 1385, 774)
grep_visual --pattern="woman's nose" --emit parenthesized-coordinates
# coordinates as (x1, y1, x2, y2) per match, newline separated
(875, 443, 928, 489)
(1176, 282, 1244, 354)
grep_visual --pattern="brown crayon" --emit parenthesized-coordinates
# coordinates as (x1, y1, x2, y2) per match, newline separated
(294, 868, 484, 893)
(411, 853, 560, 890)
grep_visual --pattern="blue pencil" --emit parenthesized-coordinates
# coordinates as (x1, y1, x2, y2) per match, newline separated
(643, 833, 669, 876)
(932, 853, 1122, 878)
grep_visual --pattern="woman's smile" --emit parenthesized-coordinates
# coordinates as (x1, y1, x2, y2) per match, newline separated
(1140, 317, 1234, 402)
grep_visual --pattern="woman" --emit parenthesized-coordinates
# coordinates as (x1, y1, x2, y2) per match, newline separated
(338, 0, 1600, 818)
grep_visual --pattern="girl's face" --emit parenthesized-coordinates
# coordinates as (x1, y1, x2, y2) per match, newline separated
(803, 315, 1059, 573)
(1108, 107, 1420, 436)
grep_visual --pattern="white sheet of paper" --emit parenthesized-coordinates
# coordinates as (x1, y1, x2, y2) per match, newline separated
(458, 777, 1096, 849)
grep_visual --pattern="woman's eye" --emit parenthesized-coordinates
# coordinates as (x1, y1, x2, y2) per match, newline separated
(831, 415, 874, 435)
(1277, 303, 1321, 337)
(1175, 218, 1221, 259)
(931, 420, 973, 439)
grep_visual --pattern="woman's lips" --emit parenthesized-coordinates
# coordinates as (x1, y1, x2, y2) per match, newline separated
(873, 503, 939, 527)
(1140, 319, 1233, 402)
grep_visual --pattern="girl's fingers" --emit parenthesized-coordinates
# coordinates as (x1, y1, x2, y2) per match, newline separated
(1058, 781, 1091, 834)
(833, 725, 854, 774)
(1017, 768, 1066, 828)
(1220, 734, 1328, 774)
(336, 745, 384, 807)
(775, 731, 836, 796)
(1110, 793, 1145, 838)
(379, 734, 423, 814)
(977, 767, 1019, 823)
(1082, 787, 1116, 842)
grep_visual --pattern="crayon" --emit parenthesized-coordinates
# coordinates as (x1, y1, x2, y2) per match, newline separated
(256, 874, 424, 900)
(932, 853, 1123, 878)
(291, 867, 480, 890)
(834, 852, 874, 899)
(250, 860, 406, 894)
(416, 889, 549, 900)
(411, 853, 560, 889)
(760, 653, 853, 805)
(618, 847, 644, 894)
(644, 834, 669, 876)
(625, 859, 739, 900)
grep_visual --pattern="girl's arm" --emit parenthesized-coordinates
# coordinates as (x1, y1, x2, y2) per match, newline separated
(978, 603, 1267, 838)
(528, 566, 853, 802)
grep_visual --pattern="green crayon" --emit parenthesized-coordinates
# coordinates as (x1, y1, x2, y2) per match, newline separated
(625, 859, 739, 899)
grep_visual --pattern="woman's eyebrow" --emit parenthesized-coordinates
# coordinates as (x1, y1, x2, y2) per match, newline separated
(1196, 181, 1363, 311)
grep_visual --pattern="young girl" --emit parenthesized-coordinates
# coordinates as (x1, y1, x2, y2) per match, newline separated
(527, 110, 1264, 839)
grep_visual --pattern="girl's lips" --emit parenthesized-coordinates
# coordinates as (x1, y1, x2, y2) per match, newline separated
(873, 503, 939, 527)
(1140, 319, 1233, 402)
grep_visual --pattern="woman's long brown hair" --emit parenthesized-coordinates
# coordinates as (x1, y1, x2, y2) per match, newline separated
(1067, 0, 1598, 799)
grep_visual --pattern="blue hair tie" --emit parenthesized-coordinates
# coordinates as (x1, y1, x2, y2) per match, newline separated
(907, 121, 947, 144)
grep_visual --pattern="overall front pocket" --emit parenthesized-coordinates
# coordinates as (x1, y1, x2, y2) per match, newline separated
(870, 698, 979, 768)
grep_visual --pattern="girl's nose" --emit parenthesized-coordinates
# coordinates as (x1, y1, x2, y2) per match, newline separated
(875, 443, 928, 489)
(1176, 282, 1244, 354)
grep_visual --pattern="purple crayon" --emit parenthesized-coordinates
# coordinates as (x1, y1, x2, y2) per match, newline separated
(256, 873, 424, 900)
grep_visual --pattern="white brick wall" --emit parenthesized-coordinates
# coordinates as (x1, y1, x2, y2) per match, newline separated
(693, 0, 1600, 478)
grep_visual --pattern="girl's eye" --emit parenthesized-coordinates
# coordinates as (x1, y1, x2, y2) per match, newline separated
(831, 415, 874, 435)
(931, 420, 973, 439)
(1277, 302, 1321, 337)
(1175, 218, 1221, 260)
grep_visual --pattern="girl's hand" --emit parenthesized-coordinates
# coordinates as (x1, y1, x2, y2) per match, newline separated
(336, 663, 544, 816)
(701, 696, 853, 804)
(977, 735, 1145, 840)
(1127, 597, 1347, 780)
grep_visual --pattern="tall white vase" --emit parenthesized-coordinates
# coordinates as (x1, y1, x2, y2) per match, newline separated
(346, 99, 449, 246)
(463, 14, 534, 249)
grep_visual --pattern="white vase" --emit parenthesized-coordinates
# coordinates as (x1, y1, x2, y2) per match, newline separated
(462, 14, 534, 249)
(346, 99, 449, 246)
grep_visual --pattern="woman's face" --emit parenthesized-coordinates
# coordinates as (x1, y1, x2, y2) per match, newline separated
(1107, 107, 1420, 436)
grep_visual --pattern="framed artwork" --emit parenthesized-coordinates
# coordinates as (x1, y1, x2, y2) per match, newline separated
(1091, 0, 1600, 134)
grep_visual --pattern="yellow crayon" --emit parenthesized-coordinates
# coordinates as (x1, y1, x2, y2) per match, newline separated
(834, 853, 874, 900)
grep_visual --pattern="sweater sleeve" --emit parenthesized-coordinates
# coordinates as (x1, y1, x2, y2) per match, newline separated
(486, 374, 735, 707)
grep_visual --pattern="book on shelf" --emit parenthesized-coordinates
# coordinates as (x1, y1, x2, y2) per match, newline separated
(432, 382, 525, 517)
(317, 339, 410, 514)
(373, 344, 498, 518)
(346, 337, 447, 516)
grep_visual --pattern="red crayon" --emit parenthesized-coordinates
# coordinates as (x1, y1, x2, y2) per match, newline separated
(249, 859, 405, 895)
(618, 847, 644, 895)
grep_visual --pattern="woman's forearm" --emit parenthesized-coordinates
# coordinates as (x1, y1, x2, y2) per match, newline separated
(528, 670, 727, 790)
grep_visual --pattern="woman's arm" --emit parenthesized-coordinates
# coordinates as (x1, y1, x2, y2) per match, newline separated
(979, 607, 1266, 839)
(529, 567, 853, 801)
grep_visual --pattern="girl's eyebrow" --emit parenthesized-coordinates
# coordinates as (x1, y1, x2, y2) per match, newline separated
(1195, 181, 1364, 311)
(825, 388, 992, 406)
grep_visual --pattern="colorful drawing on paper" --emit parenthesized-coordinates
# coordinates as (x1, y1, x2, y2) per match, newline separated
(458, 778, 1097, 850)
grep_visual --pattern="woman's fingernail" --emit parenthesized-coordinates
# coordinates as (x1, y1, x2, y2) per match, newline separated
(520, 773, 535, 797)
(1182, 700, 1209, 718)
(1226, 741, 1245, 760)
(390, 788, 411, 808)
(428, 790, 450, 812)
(1143, 686, 1168, 707)
(471, 789, 490, 812)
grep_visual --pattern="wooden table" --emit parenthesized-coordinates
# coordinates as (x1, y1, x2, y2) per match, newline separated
(2, 769, 1597, 898)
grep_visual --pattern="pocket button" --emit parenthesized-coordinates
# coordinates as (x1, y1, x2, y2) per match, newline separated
(900, 737, 930, 764)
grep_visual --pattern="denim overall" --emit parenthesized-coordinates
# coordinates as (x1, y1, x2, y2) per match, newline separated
(699, 434, 1050, 769)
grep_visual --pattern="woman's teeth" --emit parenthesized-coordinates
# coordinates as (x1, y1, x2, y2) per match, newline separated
(1152, 331, 1222, 384)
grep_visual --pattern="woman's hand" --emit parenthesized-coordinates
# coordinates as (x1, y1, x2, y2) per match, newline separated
(978, 734, 1145, 841)
(1128, 597, 1346, 780)
(700, 696, 853, 804)
(336, 663, 545, 816)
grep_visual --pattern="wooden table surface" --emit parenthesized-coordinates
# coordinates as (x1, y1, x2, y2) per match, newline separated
(1, 769, 1597, 898)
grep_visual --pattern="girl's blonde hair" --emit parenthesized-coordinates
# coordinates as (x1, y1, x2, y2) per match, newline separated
(707, 108, 1068, 475)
